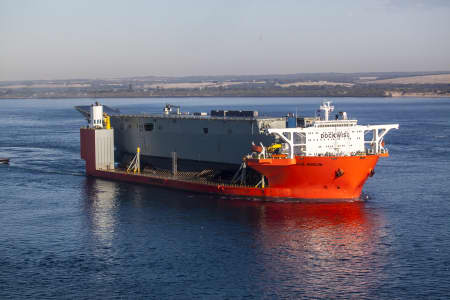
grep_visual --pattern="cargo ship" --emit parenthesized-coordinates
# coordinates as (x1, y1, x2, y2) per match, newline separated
(77, 101, 398, 201)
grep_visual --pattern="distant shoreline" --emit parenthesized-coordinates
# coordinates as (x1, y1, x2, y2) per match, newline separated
(2, 71, 449, 99)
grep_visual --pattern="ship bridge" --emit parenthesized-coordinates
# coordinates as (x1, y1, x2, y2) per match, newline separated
(260, 102, 399, 158)
(313, 120, 358, 128)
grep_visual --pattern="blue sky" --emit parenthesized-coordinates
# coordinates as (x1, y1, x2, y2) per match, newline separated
(1, 0, 449, 80)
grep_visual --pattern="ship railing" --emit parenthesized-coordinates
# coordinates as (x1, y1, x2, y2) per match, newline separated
(101, 167, 259, 189)
(117, 113, 279, 121)
(264, 149, 389, 158)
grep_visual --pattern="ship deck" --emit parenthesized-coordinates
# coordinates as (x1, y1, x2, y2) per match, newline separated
(75, 104, 285, 121)
(98, 167, 254, 189)
(114, 113, 284, 121)
(89, 166, 362, 202)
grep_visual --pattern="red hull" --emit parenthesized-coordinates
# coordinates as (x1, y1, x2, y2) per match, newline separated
(80, 128, 383, 201)
(246, 155, 384, 200)
(86, 169, 367, 202)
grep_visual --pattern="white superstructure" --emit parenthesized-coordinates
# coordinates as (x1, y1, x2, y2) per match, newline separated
(267, 102, 399, 158)
(90, 103, 104, 128)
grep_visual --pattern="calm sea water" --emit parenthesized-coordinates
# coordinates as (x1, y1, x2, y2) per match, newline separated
(0, 97, 449, 299)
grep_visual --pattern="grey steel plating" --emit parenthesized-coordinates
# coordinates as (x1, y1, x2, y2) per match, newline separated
(76, 105, 286, 172)
(111, 113, 285, 171)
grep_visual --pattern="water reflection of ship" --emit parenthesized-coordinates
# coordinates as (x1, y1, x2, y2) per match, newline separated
(80, 180, 385, 298)
(238, 201, 386, 298)
(82, 178, 121, 248)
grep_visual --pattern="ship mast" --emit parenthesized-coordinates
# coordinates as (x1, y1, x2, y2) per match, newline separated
(319, 101, 334, 121)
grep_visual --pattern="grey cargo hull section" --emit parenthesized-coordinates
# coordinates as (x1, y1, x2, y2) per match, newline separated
(111, 114, 286, 171)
